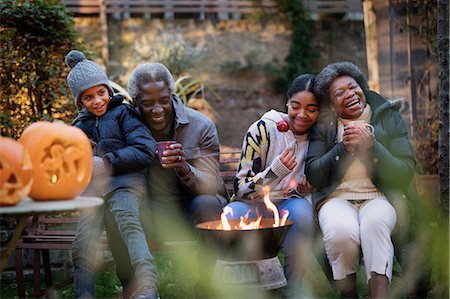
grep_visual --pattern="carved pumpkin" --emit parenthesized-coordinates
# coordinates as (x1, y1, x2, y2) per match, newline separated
(0, 136, 33, 206)
(19, 121, 92, 201)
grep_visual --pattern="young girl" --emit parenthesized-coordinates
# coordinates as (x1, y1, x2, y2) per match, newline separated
(226, 74, 320, 296)
(66, 50, 159, 299)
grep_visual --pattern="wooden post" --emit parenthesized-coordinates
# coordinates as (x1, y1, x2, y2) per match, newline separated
(304, 0, 318, 20)
(100, 0, 109, 70)
(437, 0, 449, 214)
(164, 0, 174, 19)
(436, 2, 449, 295)
(218, 0, 229, 20)
(199, 0, 206, 20)
(362, 0, 379, 91)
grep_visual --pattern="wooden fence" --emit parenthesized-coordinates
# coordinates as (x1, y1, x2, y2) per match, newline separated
(61, 0, 362, 19)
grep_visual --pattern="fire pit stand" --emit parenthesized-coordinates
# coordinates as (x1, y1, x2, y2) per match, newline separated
(212, 256, 286, 290)
(196, 218, 293, 291)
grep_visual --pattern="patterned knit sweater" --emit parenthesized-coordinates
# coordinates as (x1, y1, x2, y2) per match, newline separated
(233, 110, 311, 203)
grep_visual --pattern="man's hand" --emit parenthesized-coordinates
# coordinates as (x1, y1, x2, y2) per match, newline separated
(160, 142, 190, 176)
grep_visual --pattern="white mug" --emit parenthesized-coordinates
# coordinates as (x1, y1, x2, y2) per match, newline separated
(347, 120, 375, 134)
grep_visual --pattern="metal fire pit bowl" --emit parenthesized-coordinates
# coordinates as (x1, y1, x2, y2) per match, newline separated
(196, 218, 293, 260)
(196, 218, 293, 291)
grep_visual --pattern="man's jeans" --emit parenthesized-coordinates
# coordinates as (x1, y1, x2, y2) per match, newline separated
(103, 194, 227, 291)
(72, 190, 157, 298)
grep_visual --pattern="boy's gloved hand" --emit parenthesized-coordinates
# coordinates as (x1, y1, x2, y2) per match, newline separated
(92, 156, 106, 176)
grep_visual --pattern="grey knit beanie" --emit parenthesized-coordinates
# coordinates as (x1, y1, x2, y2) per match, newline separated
(65, 50, 113, 107)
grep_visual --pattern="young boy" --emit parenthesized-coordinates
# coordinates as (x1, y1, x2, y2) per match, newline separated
(65, 50, 159, 299)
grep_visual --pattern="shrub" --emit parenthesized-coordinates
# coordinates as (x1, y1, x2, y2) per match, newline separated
(265, 0, 318, 93)
(174, 76, 220, 123)
(133, 33, 206, 78)
(0, 0, 81, 139)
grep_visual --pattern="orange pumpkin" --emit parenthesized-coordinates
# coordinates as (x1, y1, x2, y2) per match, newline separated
(0, 136, 33, 206)
(19, 121, 92, 201)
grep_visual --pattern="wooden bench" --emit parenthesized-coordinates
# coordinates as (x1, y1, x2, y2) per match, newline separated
(14, 149, 241, 298)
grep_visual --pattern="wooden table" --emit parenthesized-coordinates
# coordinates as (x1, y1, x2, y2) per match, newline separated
(0, 196, 103, 272)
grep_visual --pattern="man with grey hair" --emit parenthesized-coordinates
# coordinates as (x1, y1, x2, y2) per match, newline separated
(104, 62, 228, 298)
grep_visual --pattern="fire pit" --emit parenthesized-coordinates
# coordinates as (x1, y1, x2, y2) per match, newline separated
(196, 218, 293, 291)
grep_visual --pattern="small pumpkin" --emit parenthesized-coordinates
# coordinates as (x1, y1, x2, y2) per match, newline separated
(19, 121, 92, 201)
(0, 136, 33, 206)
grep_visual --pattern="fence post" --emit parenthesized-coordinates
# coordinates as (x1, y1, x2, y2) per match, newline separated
(199, 0, 206, 20)
(303, 0, 318, 20)
(218, 0, 229, 20)
(165, 0, 174, 19)
(345, 0, 364, 20)
(122, 0, 130, 19)
(230, 0, 241, 20)
(363, 0, 379, 92)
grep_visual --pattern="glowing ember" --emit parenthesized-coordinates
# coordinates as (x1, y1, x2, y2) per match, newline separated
(218, 186, 290, 230)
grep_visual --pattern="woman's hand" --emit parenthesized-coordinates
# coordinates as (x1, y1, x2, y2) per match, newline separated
(297, 175, 313, 195)
(358, 127, 375, 153)
(160, 142, 190, 176)
(343, 125, 375, 155)
(343, 126, 360, 154)
(279, 147, 297, 170)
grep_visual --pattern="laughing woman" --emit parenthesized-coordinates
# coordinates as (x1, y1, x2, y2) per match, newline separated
(305, 62, 416, 298)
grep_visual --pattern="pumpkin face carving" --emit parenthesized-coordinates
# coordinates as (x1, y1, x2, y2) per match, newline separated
(0, 137, 33, 206)
(19, 121, 92, 201)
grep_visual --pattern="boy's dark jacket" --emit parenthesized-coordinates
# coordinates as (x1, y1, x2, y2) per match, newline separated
(72, 94, 156, 197)
(305, 90, 417, 211)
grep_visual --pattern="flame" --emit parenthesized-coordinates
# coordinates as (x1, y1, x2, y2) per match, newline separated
(218, 186, 290, 230)
(51, 174, 58, 184)
(238, 211, 262, 230)
(220, 206, 233, 230)
(263, 186, 279, 227)
(280, 209, 289, 226)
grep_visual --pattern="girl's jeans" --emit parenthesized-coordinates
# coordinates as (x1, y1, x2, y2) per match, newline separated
(225, 197, 315, 287)
(72, 190, 156, 298)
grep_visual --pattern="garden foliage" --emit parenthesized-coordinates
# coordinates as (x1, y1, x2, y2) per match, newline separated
(0, 0, 81, 139)
(268, 0, 318, 93)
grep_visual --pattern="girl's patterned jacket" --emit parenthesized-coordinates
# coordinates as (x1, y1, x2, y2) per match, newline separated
(233, 110, 311, 203)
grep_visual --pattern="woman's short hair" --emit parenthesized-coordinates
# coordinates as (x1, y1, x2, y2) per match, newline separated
(313, 61, 369, 105)
(286, 73, 316, 101)
(127, 62, 175, 102)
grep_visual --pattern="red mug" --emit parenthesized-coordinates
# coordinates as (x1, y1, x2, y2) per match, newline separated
(156, 141, 177, 164)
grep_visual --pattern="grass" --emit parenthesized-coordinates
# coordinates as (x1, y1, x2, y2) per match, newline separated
(0, 243, 447, 299)
(1, 181, 448, 299)
(0, 249, 367, 299)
